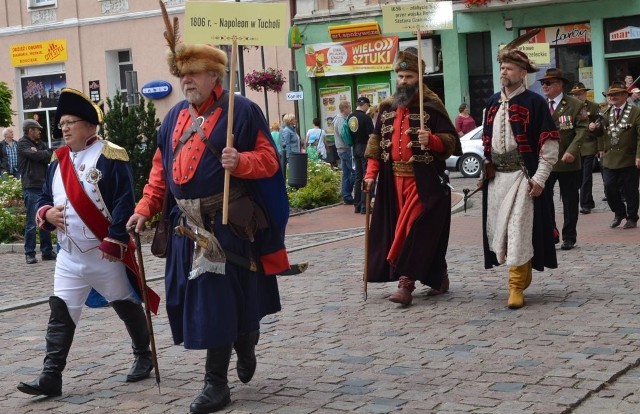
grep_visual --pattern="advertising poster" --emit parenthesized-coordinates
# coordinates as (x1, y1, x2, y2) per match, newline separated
(21, 73, 66, 110)
(319, 85, 352, 135)
(357, 83, 391, 107)
(305, 36, 398, 78)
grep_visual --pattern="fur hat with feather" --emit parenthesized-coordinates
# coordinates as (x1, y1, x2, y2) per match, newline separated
(159, 1, 227, 78)
(497, 28, 541, 73)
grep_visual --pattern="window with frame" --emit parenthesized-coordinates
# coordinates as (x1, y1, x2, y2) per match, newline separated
(29, 0, 56, 8)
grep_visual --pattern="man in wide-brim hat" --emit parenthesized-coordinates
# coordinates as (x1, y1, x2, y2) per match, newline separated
(590, 80, 640, 230)
(569, 82, 600, 215)
(539, 68, 588, 251)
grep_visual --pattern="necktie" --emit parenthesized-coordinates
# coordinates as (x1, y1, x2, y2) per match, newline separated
(615, 107, 621, 121)
(549, 100, 555, 115)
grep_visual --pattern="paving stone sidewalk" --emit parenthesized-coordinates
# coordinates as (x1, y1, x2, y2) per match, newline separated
(1, 173, 638, 413)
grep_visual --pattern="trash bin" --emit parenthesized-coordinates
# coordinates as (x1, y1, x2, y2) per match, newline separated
(287, 152, 308, 188)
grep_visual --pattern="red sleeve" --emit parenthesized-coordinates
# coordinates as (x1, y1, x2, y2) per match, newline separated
(233, 130, 279, 179)
(134, 148, 166, 218)
(365, 158, 380, 180)
(428, 133, 446, 154)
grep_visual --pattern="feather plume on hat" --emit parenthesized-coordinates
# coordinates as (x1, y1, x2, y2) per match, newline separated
(497, 28, 541, 73)
(159, 0, 227, 78)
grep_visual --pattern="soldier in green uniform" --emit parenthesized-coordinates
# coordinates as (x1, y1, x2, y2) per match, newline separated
(591, 81, 640, 229)
(569, 82, 600, 214)
(539, 69, 588, 250)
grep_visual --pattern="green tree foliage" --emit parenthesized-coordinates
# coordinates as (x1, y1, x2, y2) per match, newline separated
(102, 92, 160, 199)
(0, 81, 15, 127)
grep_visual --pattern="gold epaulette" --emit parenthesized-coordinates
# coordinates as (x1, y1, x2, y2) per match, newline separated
(50, 152, 58, 162)
(365, 134, 382, 159)
(101, 140, 130, 162)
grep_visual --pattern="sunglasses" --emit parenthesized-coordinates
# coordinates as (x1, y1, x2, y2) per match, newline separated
(540, 80, 558, 86)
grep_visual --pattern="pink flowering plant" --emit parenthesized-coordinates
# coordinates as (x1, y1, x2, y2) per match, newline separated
(244, 67, 286, 93)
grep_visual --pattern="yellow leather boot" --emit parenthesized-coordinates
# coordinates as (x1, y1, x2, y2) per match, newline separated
(507, 261, 531, 309)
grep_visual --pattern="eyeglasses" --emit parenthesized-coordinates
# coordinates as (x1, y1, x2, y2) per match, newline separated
(540, 80, 558, 86)
(57, 119, 83, 129)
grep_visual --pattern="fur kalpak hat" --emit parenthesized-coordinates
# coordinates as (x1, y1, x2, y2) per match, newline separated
(55, 88, 104, 126)
(159, 1, 227, 78)
(497, 28, 541, 73)
(394, 48, 425, 74)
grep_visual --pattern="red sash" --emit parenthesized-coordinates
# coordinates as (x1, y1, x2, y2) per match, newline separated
(56, 146, 160, 314)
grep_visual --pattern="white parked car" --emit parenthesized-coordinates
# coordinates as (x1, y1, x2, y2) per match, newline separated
(446, 125, 484, 178)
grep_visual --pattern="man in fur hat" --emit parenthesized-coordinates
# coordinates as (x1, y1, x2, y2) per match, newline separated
(539, 68, 588, 250)
(363, 48, 460, 306)
(127, 3, 290, 412)
(569, 82, 600, 214)
(481, 40, 559, 309)
(590, 81, 640, 229)
(17, 88, 159, 397)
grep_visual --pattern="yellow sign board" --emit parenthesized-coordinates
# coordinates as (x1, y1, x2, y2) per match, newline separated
(516, 43, 550, 65)
(184, 1, 289, 46)
(381, 1, 453, 33)
(10, 39, 67, 67)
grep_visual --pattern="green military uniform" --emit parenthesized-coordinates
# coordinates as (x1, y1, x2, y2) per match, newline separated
(578, 99, 601, 212)
(596, 103, 640, 225)
(546, 93, 588, 247)
(551, 94, 587, 172)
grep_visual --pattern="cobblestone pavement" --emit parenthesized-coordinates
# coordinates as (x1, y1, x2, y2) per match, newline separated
(1, 172, 638, 413)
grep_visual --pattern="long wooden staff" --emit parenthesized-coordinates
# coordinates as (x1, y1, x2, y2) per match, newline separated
(363, 189, 372, 301)
(130, 229, 161, 393)
(222, 39, 238, 225)
(417, 28, 424, 130)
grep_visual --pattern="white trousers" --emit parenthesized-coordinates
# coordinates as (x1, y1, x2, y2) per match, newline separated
(53, 246, 136, 324)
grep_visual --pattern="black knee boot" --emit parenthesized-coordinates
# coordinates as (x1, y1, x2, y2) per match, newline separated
(18, 296, 76, 397)
(233, 331, 259, 383)
(190, 346, 232, 414)
(111, 300, 153, 382)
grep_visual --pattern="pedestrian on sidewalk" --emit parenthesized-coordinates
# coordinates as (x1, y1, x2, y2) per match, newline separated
(127, 6, 290, 413)
(17, 88, 159, 398)
(591, 81, 640, 229)
(17, 118, 56, 264)
(1, 127, 20, 178)
(349, 96, 374, 214)
(363, 49, 460, 306)
(333, 100, 355, 204)
(482, 34, 559, 309)
(540, 68, 588, 251)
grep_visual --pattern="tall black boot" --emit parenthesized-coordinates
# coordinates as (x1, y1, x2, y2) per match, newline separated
(17, 296, 76, 397)
(233, 331, 259, 383)
(190, 346, 232, 414)
(111, 300, 153, 382)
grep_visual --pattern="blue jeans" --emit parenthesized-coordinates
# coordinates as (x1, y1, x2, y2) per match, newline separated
(337, 148, 354, 202)
(23, 188, 53, 257)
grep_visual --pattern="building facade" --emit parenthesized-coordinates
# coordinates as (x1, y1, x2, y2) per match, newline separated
(0, 0, 294, 147)
(292, 0, 640, 132)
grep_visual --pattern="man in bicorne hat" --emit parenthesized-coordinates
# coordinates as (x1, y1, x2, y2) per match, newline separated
(590, 81, 640, 229)
(569, 82, 600, 214)
(17, 88, 159, 397)
(363, 48, 460, 306)
(539, 68, 588, 250)
(481, 43, 559, 309)
(127, 3, 290, 412)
